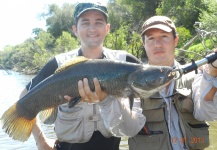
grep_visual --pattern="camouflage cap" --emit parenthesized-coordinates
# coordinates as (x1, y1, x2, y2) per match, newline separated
(141, 16, 176, 35)
(73, 2, 108, 21)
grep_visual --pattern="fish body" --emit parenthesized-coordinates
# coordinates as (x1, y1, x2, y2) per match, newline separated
(0, 57, 175, 142)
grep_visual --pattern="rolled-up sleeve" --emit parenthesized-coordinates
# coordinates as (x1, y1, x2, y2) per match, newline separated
(192, 66, 217, 121)
(98, 95, 146, 137)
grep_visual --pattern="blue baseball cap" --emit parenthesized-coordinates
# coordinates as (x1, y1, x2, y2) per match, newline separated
(73, 2, 108, 21)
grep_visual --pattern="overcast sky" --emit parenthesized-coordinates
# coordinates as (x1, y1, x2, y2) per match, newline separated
(0, 0, 107, 50)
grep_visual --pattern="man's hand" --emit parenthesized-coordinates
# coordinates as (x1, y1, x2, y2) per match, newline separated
(210, 49, 217, 68)
(64, 78, 107, 103)
(208, 49, 217, 77)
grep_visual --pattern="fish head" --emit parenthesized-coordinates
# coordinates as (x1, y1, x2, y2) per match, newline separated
(128, 65, 176, 98)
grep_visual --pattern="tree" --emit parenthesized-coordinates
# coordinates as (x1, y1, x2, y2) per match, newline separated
(199, 0, 217, 31)
(35, 31, 55, 50)
(104, 25, 128, 50)
(107, 0, 160, 33)
(32, 28, 44, 37)
(54, 31, 79, 53)
(156, 0, 206, 32)
(41, 3, 76, 38)
(1, 0, 216, 73)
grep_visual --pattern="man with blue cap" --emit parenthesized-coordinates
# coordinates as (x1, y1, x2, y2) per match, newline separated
(19, 1, 146, 150)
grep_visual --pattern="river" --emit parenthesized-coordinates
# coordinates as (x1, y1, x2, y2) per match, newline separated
(0, 70, 128, 150)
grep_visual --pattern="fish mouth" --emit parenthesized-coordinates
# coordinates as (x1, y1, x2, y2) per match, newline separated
(143, 68, 175, 88)
(129, 66, 176, 98)
(135, 83, 169, 98)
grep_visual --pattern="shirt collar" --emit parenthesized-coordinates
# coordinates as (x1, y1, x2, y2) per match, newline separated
(78, 48, 106, 59)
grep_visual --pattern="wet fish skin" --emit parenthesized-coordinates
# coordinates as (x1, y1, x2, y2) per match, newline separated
(0, 58, 175, 142)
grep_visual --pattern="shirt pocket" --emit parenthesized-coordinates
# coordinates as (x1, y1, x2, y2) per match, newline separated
(55, 104, 84, 142)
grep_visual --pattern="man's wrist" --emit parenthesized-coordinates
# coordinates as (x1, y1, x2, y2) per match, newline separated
(98, 95, 113, 106)
(36, 131, 42, 145)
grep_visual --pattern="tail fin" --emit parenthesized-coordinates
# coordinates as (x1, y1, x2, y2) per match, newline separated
(0, 103, 36, 142)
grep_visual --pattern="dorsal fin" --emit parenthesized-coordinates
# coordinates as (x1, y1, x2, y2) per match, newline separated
(55, 56, 88, 73)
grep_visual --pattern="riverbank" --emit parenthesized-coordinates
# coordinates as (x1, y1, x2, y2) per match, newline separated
(12, 66, 38, 75)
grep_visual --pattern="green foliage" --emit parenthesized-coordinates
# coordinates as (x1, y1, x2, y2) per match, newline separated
(1, 0, 217, 74)
(105, 25, 128, 50)
(199, 0, 217, 31)
(32, 28, 44, 37)
(108, 0, 160, 33)
(183, 39, 214, 61)
(11, 39, 40, 71)
(127, 32, 143, 58)
(188, 39, 215, 53)
(107, 0, 130, 32)
(105, 25, 143, 58)
(33, 50, 53, 69)
(54, 31, 79, 54)
(42, 3, 75, 38)
(35, 31, 55, 50)
(157, 0, 205, 32)
(176, 27, 192, 48)
(0, 46, 14, 68)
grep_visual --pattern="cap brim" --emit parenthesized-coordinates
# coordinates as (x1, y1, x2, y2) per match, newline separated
(141, 24, 172, 35)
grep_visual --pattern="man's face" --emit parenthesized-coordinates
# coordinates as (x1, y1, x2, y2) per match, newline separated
(73, 10, 110, 49)
(144, 28, 178, 66)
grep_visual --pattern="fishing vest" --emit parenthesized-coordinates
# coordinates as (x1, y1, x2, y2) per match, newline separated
(128, 63, 210, 150)
(54, 48, 129, 143)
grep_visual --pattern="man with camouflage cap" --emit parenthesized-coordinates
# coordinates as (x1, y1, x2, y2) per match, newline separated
(19, 1, 146, 150)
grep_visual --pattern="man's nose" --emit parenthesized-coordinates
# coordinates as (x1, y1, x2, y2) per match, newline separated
(88, 24, 96, 30)
(154, 38, 163, 47)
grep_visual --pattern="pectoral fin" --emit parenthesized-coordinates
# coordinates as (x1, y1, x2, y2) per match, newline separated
(128, 94, 134, 111)
(68, 97, 82, 108)
(39, 107, 58, 124)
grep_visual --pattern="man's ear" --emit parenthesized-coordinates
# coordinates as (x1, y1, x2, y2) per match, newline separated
(106, 23, 110, 35)
(142, 42, 145, 48)
(174, 35, 179, 47)
(72, 25, 78, 36)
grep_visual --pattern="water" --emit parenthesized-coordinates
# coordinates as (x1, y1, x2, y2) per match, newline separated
(0, 70, 128, 150)
(0, 70, 37, 150)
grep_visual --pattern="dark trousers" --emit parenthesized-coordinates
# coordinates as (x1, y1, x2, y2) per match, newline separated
(55, 131, 121, 150)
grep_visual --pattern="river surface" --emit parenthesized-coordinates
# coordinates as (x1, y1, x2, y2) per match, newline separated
(0, 70, 128, 150)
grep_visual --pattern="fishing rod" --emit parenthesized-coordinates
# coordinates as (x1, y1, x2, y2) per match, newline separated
(173, 52, 217, 79)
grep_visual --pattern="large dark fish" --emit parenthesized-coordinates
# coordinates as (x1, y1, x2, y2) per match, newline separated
(0, 57, 175, 142)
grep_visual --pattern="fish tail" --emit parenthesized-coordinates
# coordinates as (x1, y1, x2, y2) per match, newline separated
(0, 103, 36, 142)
